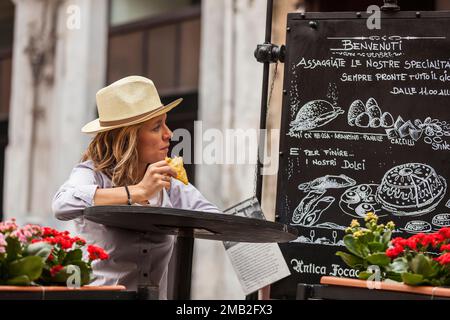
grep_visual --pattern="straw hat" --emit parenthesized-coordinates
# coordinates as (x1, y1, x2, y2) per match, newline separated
(81, 75, 182, 133)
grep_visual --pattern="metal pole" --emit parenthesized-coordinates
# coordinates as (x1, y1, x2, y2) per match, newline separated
(255, 0, 274, 204)
(248, 0, 274, 302)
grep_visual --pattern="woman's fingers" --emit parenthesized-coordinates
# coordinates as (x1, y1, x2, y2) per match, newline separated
(151, 165, 177, 177)
(145, 161, 177, 177)
(152, 173, 171, 189)
(153, 173, 169, 180)
(149, 160, 169, 168)
(161, 181, 171, 190)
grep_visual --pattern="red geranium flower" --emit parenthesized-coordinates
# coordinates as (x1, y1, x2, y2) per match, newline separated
(435, 253, 450, 265)
(438, 227, 450, 240)
(50, 265, 64, 277)
(42, 227, 60, 238)
(386, 245, 404, 259)
(87, 245, 109, 261)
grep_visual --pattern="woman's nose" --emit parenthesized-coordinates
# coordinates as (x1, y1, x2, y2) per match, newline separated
(164, 126, 173, 140)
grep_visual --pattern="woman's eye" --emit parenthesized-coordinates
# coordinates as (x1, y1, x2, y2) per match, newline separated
(152, 125, 161, 131)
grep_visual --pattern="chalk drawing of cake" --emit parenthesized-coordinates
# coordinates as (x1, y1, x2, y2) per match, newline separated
(376, 163, 447, 217)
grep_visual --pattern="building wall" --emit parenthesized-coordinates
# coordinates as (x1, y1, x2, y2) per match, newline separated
(110, 0, 195, 26)
(4, 0, 108, 229)
(193, 0, 267, 299)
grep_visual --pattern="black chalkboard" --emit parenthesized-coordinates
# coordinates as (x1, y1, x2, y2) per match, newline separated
(272, 11, 450, 299)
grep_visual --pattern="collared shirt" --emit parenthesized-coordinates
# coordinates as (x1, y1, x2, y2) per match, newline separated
(52, 160, 221, 299)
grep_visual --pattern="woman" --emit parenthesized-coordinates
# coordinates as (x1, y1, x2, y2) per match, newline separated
(52, 75, 221, 299)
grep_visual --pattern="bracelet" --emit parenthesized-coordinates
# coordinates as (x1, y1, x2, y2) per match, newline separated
(124, 185, 132, 205)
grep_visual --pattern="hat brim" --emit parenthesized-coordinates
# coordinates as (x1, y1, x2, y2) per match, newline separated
(81, 98, 183, 134)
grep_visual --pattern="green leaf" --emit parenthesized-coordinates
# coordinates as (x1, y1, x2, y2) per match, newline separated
(401, 272, 426, 286)
(382, 230, 392, 245)
(409, 254, 436, 278)
(71, 261, 92, 286)
(441, 277, 450, 286)
(387, 257, 409, 274)
(368, 242, 385, 253)
(336, 251, 364, 269)
(364, 232, 375, 243)
(366, 252, 390, 266)
(63, 249, 83, 265)
(358, 271, 372, 280)
(8, 256, 44, 281)
(24, 242, 53, 260)
(5, 275, 32, 286)
(343, 235, 370, 258)
(385, 271, 402, 282)
(6, 237, 22, 262)
(430, 278, 444, 287)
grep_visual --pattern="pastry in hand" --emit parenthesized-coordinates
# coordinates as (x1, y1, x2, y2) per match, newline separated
(165, 156, 189, 185)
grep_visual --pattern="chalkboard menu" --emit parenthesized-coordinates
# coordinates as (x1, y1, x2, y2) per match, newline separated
(272, 11, 450, 299)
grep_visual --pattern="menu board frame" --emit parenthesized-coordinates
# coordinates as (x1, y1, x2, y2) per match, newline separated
(272, 10, 450, 299)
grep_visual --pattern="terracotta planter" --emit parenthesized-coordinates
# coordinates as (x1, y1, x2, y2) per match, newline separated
(0, 285, 126, 292)
(321, 276, 450, 298)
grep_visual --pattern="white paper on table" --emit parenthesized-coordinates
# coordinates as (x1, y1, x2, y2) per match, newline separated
(225, 242, 291, 295)
(222, 197, 291, 295)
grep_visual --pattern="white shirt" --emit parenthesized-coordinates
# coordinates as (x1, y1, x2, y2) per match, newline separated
(52, 160, 221, 299)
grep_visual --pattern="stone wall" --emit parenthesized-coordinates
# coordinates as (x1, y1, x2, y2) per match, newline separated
(4, 0, 108, 228)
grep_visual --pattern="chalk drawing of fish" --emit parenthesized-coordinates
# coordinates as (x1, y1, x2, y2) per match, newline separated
(292, 191, 335, 226)
(298, 174, 356, 192)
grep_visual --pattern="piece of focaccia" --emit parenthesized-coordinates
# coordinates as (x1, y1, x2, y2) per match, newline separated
(165, 156, 189, 185)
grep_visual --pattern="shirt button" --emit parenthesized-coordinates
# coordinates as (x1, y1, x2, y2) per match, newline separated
(143, 273, 148, 277)
(142, 249, 148, 254)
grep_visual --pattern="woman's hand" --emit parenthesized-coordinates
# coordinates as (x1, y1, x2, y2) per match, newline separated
(131, 160, 177, 202)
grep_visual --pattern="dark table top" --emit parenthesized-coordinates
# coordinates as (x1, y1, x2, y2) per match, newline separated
(84, 206, 297, 243)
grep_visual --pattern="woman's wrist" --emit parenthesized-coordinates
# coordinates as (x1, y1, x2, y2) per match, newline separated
(128, 185, 148, 203)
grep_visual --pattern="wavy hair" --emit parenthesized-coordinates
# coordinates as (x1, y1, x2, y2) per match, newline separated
(81, 123, 144, 187)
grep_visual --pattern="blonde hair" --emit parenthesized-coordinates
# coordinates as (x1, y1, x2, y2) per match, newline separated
(81, 124, 144, 187)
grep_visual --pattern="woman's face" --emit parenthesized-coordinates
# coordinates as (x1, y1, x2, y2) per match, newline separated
(137, 113, 173, 164)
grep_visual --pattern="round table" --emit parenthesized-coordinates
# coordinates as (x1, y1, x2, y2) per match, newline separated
(84, 206, 297, 242)
(83, 206, 297, 299)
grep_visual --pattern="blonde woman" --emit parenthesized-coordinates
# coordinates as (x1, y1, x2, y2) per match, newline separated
(52, 76, 220, 299)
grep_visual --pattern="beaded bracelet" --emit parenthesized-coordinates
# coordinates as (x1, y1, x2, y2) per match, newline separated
(124, 185, 132, 205)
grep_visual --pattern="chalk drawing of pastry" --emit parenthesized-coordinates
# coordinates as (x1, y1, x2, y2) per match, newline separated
(446, 199, 450, 208)
(400, 220, 433, 234)
(348, 98, 393, 129)
(432, 214, 450, 227)
(366, 98, 382, 127)
(292, 190, 335, 226)
(348, 100, 365, 126)
(385, 116, 439, 142)
(376, 163, 447, 217)
(339, 184, 384, 218)
(380, 112, 394, 128)
(298, 174, 356, 192)
(289, 100, 344, 134)
(355, 112, 370, 128)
